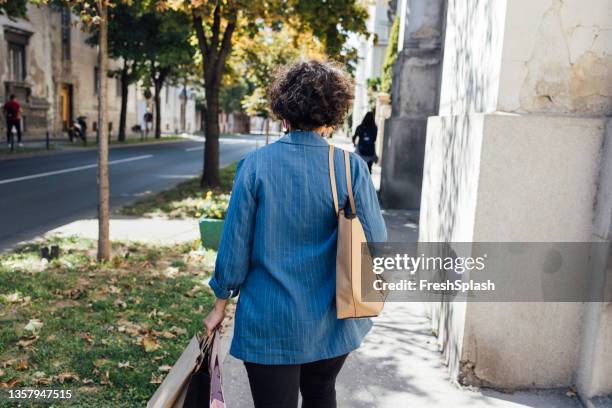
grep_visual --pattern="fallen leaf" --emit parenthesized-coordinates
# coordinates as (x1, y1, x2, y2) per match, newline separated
(1, 359, 16, 368)
(57, 372, 79, 383)
(170, 326, 187, 336)
(24, 319, 43, 332)
(100, 370, 111, 386)
(81, 378, 94, 385)
(0, 369, 3, 376)
(118, 361, 134, 369)
(15, 360, 28, 371)
(80, 333, 94, 345)
(17, 336, 38, 349)
(163, 267, 179, 278)
(150, 374, 163, 384)
(159, 331, 176, 339)
(158, 365, 172, 372)
(142, 336, 160, 352)
(0, 378, 19, 388)
(3, 292, 22, 303)
(113, 299, 127, 309)
(33, 371, 52, 385)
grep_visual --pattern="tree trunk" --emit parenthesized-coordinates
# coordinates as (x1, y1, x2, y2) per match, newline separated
(97, 0, 110, 261)
(154, 80, 162, 139)
(201, 84, 220, 187)
(118, 64, 129, 142)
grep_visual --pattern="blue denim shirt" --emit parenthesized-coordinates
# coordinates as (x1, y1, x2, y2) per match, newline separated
(209, 130, 387, 364)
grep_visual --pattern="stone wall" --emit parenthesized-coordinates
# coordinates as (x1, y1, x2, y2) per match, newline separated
(419, 0, 612, 402)
(380, 0, 446, 209)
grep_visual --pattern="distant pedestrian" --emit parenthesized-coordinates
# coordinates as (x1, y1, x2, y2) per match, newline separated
(3, 94, 23, 146)
(144, 111, 153, 138)
(353, 111, 378, 173)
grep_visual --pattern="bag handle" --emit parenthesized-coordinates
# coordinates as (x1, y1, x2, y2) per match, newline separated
(343, 150, 356, 216)
(328, 145, 356, 216)
(329, 145, 339, 215)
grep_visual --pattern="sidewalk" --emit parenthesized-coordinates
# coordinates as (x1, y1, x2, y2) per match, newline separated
(45, 216, 199, 244)
(219, 210, 582, 408)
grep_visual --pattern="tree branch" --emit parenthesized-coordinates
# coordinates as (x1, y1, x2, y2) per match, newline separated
(192, 11, 209, 57)
(210, 1, 221, 54)
(214, 14, 236, 81)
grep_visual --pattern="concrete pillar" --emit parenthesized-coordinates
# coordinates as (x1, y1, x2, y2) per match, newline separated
(419, 0, 612, 401)
(380, 0, 446, 209)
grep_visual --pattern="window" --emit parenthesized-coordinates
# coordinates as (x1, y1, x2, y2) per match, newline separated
(61, 8, 71, 60)
(94, 66, 99, 95)
(4, 27, 31, 82)
(116, 77, 122, 98)
(8, 42, 26, 81)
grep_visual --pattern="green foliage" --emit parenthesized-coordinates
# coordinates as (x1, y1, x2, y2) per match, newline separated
(0, 236, 216, 406)
(219, 81, 248, 114)
(121, 163, 237, 219)
(0, 0, 27, 19)
(381, 15, 400, 94)
(367, 77, 381, 110)
(289, 0, 369, 64)
(241, 87, 269, 117)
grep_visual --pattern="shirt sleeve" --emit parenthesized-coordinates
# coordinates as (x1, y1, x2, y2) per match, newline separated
(209, 157, 257, 299)
(351, 154, 387, 243)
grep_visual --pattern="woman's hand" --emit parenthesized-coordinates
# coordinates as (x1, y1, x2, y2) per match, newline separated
(204, 298, 228, 336)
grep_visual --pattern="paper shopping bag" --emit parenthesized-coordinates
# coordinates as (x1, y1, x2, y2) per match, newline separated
(183, 331, 225, 408)
(147, 335, 208, 408)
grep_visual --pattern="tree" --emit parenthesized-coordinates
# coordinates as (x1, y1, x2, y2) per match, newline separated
(0, 0, 27, 19)
(87, 1, 148, 141)
(237, 26, 325, 141)
(105, 2, 147, 142)
(96, 0, 110, 260)
(138, 9, 193, 139)
(168, 0, 368, 187)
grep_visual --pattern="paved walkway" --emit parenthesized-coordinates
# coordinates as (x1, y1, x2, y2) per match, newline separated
(219, 210, 582, 408)
(40, 198, 584, 407)
(45, 216, 199, 244)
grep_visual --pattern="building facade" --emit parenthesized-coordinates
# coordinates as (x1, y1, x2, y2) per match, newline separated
(382, 0, 612, 405)
(351, 0, 393, 135)
(0, 4, 196, 141)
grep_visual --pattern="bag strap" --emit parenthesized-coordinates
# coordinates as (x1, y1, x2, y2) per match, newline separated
(328, 145, 339, 215)
(328, 145, 357, 216)
(343, 150, 356, 216)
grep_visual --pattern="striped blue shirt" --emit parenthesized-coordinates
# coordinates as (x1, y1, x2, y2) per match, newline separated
(210, 130, 387, 364)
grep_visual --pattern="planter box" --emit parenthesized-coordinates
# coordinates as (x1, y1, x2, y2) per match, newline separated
(198, 217, 225, 249)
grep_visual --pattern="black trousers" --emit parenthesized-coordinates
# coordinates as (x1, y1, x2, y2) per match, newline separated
(6, 121, 21, 143)
(244, 353, 348, 408)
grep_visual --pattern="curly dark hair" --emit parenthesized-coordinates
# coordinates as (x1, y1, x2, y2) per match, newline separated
(267, 60, 354, 131)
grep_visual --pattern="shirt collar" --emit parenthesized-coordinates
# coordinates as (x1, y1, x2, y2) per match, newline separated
(278, 130, 330, 147)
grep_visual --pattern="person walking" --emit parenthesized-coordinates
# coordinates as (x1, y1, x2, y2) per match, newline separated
(203, 60, 387, 408)
(3, 94, 23, 146)
(352, 112, 378, 173)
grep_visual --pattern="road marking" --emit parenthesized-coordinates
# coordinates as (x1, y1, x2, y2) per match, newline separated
(0, 154, 153, 185)
(185, 139, 264, 152)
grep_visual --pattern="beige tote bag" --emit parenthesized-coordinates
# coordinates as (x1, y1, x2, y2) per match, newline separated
(329, 146, 386, 319)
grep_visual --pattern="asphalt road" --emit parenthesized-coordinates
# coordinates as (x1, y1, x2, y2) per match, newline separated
(0, 137, 261, 251)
